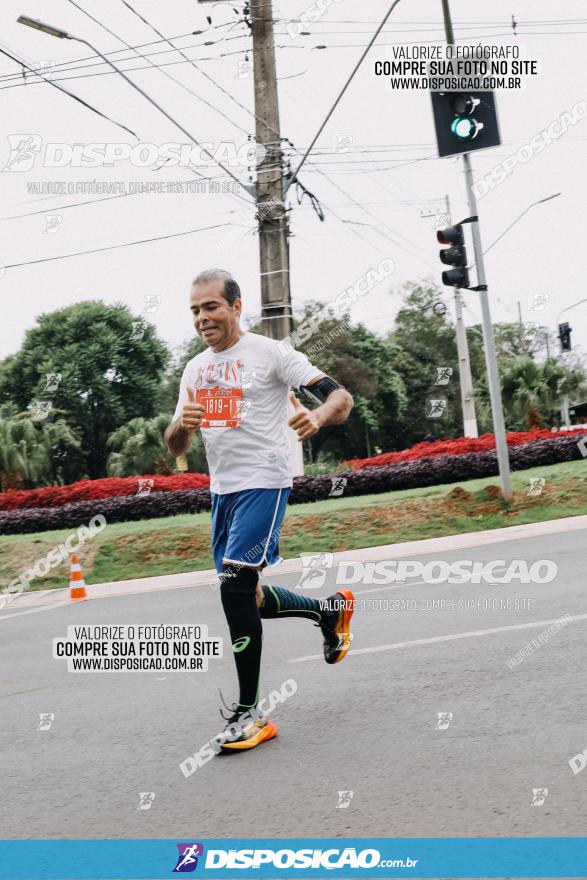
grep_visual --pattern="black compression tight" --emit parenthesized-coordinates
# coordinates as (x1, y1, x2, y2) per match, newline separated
(219, 564, 263, 715)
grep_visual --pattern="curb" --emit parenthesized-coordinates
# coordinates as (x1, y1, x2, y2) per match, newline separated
(3, 513, 587, 613)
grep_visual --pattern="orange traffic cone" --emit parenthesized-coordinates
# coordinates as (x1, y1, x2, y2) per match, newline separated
(69, 554, 88, 601)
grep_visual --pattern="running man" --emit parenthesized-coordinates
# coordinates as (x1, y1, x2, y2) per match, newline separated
(165, 269, 354, 752)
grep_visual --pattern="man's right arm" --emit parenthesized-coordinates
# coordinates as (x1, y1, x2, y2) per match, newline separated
(164, 386, 204, 456)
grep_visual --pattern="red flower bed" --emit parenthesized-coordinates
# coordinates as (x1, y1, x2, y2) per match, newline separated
(0, 473, 210, 511)
(345, 429, 587, 471)
(4, 432, 587, 535)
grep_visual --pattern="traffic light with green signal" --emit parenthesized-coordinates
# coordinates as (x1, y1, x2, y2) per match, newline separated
(431, 91, 501, 158)
(437, 224, 470, 288)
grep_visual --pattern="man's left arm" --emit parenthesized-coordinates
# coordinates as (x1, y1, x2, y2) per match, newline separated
(288, 374, 353, 440)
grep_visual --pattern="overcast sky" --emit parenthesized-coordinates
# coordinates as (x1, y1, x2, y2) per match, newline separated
(0, 0, 585, 364)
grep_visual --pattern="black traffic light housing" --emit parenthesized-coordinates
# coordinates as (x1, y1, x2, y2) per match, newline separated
(431, 91, 501, 158)
(558, 322, 572, 352)
(437, 224, 470, 289)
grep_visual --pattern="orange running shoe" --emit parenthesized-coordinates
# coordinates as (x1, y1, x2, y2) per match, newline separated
(318, 588, 355, 664)
(219, 714, 279, 752)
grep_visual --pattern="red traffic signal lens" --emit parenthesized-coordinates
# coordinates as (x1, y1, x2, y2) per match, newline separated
(451, 94, 479, 115)
(437, 225, 463, 246)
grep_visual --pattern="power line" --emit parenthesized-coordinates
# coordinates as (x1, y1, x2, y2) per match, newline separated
(0, 183, 245, 221)
(7, 46, 252, 213)
(65, 0, 251, 137)
(17, 21, 566, 93)
(288, 0, 404, 188)
(0, 43, 137, 139)
(0, 24, 241, 83)
(0, 48, 250, 91)
(7, 22, 254, 209)
(0, 35, 251, 90)
(0, 81, 455, 270)
(294, 198, 434, 209)
(272, 19, 587, 35)
(275, 30, 587, 50)
(277, 0, 442, 270)
(104, 2, 395, 265)
(285, 143, 434, 153)
(3, 222, 239, 269)
(286, 137, 432, 262)
(297, 156, 433, 168)
(1, 7, 564, 89)
(3, 8, 460, 273)
(274, 16, 587, 27)
(53, 25, 251, 192)
(312, 166, 438, 272)
(115, 0, 320, 216)
(119, 0, 258, 137)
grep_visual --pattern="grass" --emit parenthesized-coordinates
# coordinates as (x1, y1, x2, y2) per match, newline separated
(2, 459, 587, 592)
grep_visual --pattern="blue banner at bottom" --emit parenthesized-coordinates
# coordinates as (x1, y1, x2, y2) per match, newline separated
(0, 838, 586, 879)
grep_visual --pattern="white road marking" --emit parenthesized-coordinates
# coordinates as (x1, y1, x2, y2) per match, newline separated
(353, 579, 427, 596)
(0, 602, 71, 621)
(352, 578, 510, 596)
(290, 613, 587, 662)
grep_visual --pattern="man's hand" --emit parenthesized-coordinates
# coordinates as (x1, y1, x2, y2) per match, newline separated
(288, 391, 322, 440)
(180, 387, 205, 432)
(164, 387, 205, 456)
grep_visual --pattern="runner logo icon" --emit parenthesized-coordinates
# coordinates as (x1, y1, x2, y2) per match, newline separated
(173, 843, 204, 872)
(295, 553, 334, 590)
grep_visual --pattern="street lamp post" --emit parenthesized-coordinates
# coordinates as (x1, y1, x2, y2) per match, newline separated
(483, 193, 561, 257)
(16, 15, 70, 38)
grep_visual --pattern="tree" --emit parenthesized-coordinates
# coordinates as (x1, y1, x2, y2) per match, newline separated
(289, 304, 407, 459)
(498, 356, 587, 430)
(107, 414, 208, 476)
(0, 301, 169, 479)
(387, 282, 487, 445)
(471, 321, 553, 362)
(0, 415, 82, 490)
(0, 418, 34, 491)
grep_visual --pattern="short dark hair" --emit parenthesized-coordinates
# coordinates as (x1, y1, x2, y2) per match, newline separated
(192, 269, 241, 305)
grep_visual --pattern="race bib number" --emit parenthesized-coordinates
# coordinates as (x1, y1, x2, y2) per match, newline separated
(196, 386, 244, 428)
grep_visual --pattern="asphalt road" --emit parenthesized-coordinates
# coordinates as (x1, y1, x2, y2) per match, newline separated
(2, 524, 587, 841)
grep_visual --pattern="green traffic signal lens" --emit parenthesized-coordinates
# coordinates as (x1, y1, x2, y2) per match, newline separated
(451, 116, 479, 140)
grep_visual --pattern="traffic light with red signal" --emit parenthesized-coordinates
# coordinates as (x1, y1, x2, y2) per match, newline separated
(437, 224, 470, 289)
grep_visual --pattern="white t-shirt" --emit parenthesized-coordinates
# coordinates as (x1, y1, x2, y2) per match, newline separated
(172, 331, 322, 494)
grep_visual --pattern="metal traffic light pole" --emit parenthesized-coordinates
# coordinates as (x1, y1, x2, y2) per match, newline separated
(462, 156, 512, 497)
(556, 300, 586, 426)
(441, 0, 513, 499)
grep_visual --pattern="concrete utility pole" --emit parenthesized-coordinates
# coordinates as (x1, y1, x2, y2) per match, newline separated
(453, 290, 479, 437)
(440, 0, 513, 498)
(422, 196, 478, 437)
(250, 0, 293, 341)
(250, 0, 303, 475)
(517, 300, 524, 346)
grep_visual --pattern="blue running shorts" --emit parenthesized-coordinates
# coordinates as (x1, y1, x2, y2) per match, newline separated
(211, 487, 290, 573)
